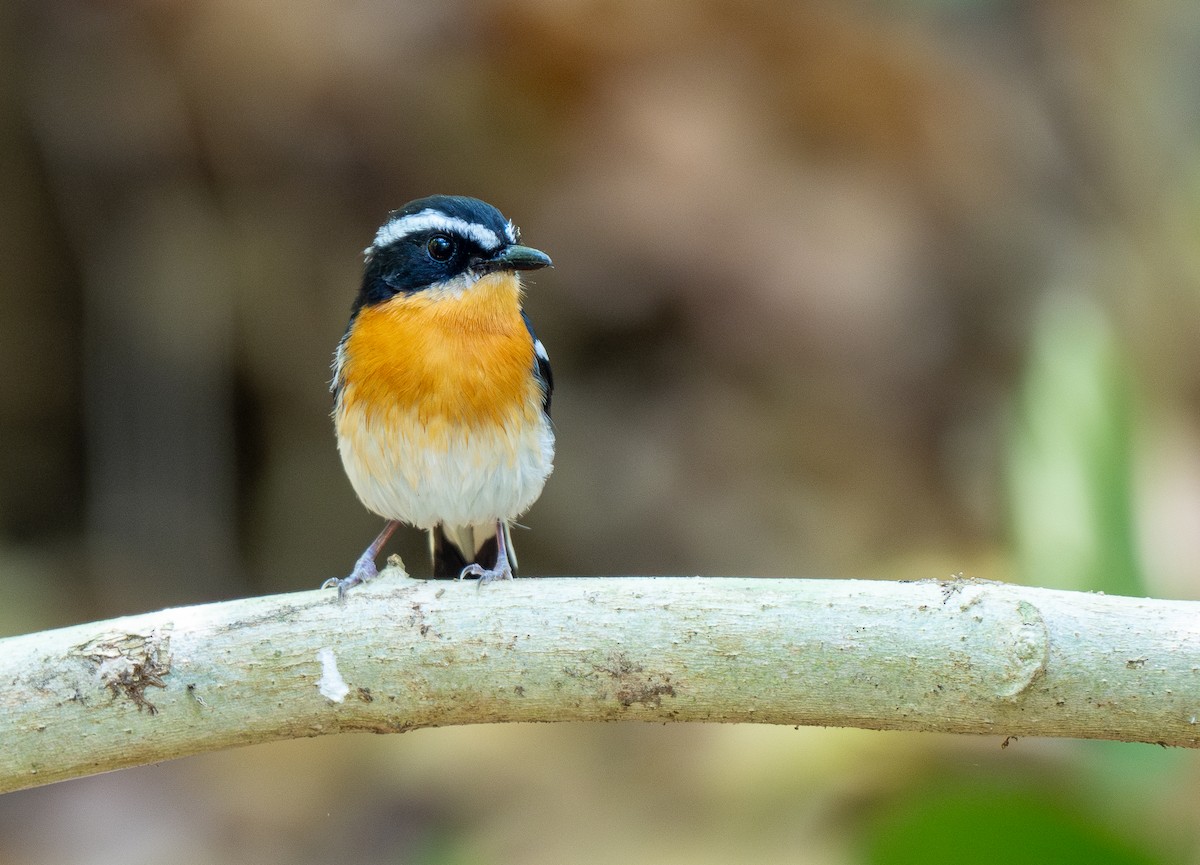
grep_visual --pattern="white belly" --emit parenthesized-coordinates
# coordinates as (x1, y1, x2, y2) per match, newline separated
(337, 405, 555, 530)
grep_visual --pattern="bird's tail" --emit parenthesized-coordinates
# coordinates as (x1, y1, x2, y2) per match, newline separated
(430, 523, 516, 579)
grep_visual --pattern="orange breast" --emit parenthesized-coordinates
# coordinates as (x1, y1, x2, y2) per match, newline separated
(338, 273, 539, 430)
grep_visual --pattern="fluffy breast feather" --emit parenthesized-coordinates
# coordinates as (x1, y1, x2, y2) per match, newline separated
(333, 272, 554, 527)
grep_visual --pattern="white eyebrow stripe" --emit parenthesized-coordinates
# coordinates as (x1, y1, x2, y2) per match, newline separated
(505, 219, 518, 244)
(372, 210, 503, 252)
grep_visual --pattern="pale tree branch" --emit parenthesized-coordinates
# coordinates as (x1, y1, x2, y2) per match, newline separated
(3, 571, 1199, 794)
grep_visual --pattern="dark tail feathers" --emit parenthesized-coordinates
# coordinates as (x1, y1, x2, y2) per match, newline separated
(430, 525, 502, 579)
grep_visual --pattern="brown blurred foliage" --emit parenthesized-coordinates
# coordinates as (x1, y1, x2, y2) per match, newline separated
(3, 0, 1198, 606)
(2, 1, 1199, 863)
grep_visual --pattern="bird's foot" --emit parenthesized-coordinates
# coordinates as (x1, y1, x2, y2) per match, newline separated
(322, 554, 380, 601)
(324, 521, 399, 600)
(458, 561, 514, 584)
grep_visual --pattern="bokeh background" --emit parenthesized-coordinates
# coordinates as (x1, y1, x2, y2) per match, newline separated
(2, 1, 1200, 863)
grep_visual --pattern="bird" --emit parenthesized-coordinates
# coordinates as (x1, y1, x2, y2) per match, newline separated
(323, 195, 555, 597)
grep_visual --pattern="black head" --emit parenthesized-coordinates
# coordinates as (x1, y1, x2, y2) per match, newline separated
(353, 195, 551, 315)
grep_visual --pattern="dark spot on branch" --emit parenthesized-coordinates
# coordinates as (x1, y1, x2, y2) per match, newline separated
(593, 652, 676, 708)
(75, 628, 173, 714)
(616, 679, 676, 708)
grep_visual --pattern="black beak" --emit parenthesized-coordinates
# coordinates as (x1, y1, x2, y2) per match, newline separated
(484, 244, 553, 272)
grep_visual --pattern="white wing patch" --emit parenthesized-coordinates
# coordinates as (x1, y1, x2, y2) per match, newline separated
(330, 333, 349, 398)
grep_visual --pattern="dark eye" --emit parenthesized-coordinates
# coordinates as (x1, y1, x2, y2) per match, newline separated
(426, 234, 454, 262)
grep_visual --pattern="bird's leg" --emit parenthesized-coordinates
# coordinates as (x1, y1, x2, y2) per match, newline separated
(459, 521, 514, 584)
(322, 520, 399, 600)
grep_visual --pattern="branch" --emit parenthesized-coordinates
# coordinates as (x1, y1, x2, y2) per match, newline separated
(3, 571, 1199, 793)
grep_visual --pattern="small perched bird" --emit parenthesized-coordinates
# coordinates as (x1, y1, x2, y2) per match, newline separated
(324, 195, 555, 596)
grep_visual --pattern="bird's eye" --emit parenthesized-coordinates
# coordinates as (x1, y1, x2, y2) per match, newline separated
(426, 234, 454, 262)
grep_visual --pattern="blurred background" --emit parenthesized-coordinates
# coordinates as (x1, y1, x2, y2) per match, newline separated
(2, 0, 1199, 862)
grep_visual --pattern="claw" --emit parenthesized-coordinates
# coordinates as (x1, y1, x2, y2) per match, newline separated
(457, 520, 514, 585)
(458, 561, 514, 584)
(323, 520, 398, 600)
(323, 556, 379, 601)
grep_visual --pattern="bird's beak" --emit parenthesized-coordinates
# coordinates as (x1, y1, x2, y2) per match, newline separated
(486, 244, 553, 272)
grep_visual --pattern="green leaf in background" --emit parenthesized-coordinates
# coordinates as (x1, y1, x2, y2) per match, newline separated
(1007, 292, 1142, 595)
(864, 779, 1164, 865)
